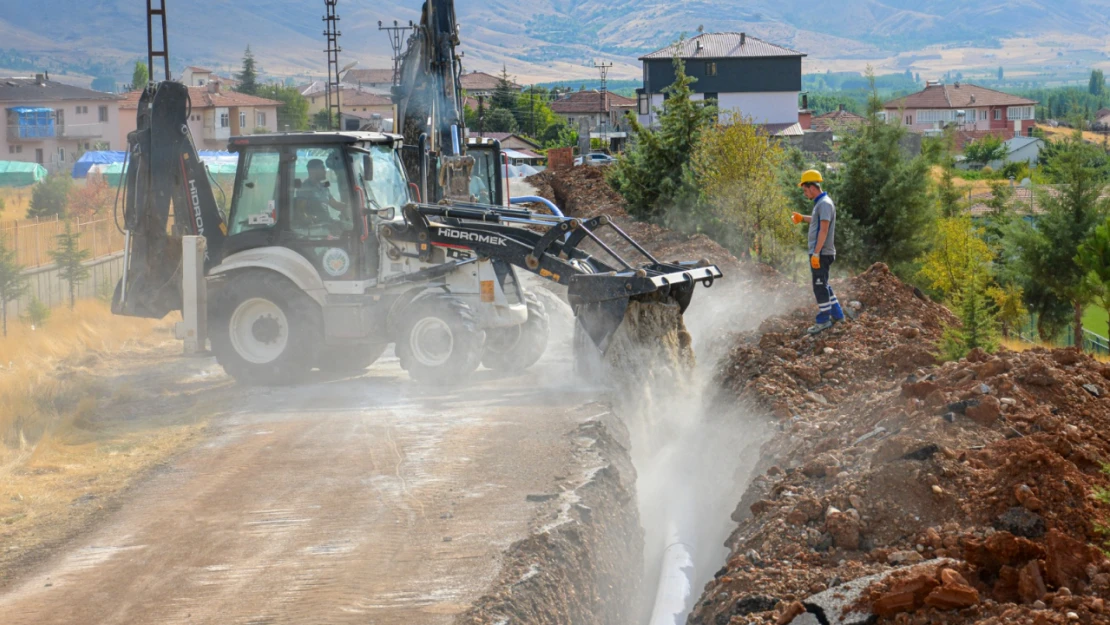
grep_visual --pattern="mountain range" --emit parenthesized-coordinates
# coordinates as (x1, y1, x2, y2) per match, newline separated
(2, 1, 1109, 82)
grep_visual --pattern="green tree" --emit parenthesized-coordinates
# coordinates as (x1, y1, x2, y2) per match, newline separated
(21, 297, 50, 328)
(940, 277, 1000, 361)
(0, 240, 28, 337)
(491, 66, 517, 111)
(484, 108, 518, 133)
(131, 60, 149, 89)
(988, 283, 1028, 339)
(49, 221, 90, 310)
(936, 167, 965, 217)
(28, 172, 72, 219)
(255, 84, 309, 130)
(964, 134, 1008, 165)
(688, 119, 793, 264)
(236, 46, 259, 95)
(1007, 136, 1110, 346)
(609, 55, 717, 223)
(827, 72, 935, 275)
(917, 215, 994, 299)
(1078, 218, 1110, 339)
(1090, 69, 1106, 97)
(312, 109, 335, 131)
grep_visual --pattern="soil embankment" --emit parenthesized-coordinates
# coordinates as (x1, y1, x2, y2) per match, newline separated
(694, 264, 1110, 625)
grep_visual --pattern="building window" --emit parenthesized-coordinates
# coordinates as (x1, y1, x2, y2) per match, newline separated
(98, 105, 108, 122)
(58, 147, 65, 162)
(704, 92, 719, 102)
(311, 97, 316, 104)
(994, 109, 1001, 121)
(15, 145, 21, 154)
(705, 62, 717, 77)
(905, 115, 913, 125)
(239, 111, 247, 128)
(1007, 106, 1034, 121)
(220, 112, 230, 128)
(257, 112, 266, 126)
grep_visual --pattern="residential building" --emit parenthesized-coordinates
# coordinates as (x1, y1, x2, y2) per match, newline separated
(549, 90, 637, 134)
(338, 92, 394, 130)
(637, 32, 806, 135)
(468, 132, 541, 152)
(119, 80, 280, 151)
(460, 70, 522, 98)
(809, 106, 866, 133)
(1, 74, 122, 173)
(883, 82, 1037, 136)
(182, 66, 214, 87)
(299, 83, 392, 117)
(342, 69, 395, 90)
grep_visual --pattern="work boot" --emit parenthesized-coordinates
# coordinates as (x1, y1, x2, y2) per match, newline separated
(807, 319, 835, 335)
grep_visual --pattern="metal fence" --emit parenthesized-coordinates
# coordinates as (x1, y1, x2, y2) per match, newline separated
(0, 215, 125, 269)
(1020, 318, 1110, 357)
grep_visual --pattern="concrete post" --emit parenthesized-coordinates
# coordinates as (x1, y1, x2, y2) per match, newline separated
(176, 235, 208, 354)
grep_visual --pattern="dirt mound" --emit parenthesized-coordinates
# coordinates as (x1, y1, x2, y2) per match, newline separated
(718, 263, 958, 419)
(691, 265, 1110, 625)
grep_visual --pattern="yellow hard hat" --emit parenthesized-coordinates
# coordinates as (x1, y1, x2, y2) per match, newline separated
(798, 170, 823, 187)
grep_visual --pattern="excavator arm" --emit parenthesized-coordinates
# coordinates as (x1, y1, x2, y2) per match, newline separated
(113, 81, 227, 319)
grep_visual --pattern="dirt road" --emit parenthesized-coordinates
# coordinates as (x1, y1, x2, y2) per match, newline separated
(0, 344, 602, 625)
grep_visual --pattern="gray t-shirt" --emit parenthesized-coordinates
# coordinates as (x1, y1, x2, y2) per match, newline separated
(808, 193, 836, 256)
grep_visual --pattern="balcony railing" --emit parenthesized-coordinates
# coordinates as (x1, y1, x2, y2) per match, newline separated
(58, 123, 105, 139)
(6, 125, 53, 142)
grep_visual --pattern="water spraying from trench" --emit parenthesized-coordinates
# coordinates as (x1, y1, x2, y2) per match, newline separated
(615, 282, 787, 625)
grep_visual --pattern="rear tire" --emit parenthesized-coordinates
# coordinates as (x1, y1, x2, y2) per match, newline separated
(396, 296, 485, 384)
(482, 291, 549, 372)
(317, 344, 388, 374)
(210, 271, 322, 386)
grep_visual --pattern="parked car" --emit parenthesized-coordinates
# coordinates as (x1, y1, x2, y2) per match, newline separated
(574, 153, 617, 167)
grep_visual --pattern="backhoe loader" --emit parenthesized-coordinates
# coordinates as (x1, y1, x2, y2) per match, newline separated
(111, 0, 722, 385)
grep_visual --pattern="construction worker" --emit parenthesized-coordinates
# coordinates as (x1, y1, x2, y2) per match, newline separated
(792, 170, 845, 334)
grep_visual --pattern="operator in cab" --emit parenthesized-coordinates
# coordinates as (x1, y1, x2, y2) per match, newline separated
(297, 159, 350, 227)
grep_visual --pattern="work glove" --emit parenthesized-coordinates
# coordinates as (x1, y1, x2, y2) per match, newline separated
(791, 212, 804, 225)
(810, 255, 821, 270)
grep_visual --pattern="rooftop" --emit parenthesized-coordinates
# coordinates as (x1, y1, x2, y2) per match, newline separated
(460, 71, 522, 92)
(549, 90, 636, 114)
(809, 109, 866, 132)
(343, 69, 395, 85)
(884, 83, 1037, 110)
(640, 32, 805, 60)
(341, 91, 392, 107)
(119, 85, 280, 110)
(0, 76, 120, 103)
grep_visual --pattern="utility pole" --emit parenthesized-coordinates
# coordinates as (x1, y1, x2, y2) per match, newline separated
(477, 95, 485, 137)
(595, 61, 613, 150)
(146, 0, 171, 82)
(378, 20, 414, 86)
(323, 0, 342, 131)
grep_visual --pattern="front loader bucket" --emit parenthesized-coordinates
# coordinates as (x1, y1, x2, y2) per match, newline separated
(568, 264, 720, 353)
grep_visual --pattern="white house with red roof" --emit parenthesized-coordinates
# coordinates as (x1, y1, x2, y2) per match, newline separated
(884, 82, 1038, 136)
(118, 80, 281, 150)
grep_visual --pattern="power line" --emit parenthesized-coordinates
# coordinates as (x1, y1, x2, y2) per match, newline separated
(378, 20, 414, 86)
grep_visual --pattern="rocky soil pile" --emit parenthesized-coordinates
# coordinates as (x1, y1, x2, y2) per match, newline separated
(693, 264, 1110, 625)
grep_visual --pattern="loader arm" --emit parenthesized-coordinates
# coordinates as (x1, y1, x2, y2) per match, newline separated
(113, 81, 227, 319)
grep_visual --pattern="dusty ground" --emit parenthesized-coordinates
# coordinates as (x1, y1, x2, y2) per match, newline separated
(0, 323, 632, 625)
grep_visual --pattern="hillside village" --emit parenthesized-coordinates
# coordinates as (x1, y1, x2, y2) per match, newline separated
(2, 10, 1110, 625)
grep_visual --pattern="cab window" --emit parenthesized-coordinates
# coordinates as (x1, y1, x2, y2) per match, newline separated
(228, 148, 281, 236)
(352, 144, 409, 213)
(291, 146, 354, 238)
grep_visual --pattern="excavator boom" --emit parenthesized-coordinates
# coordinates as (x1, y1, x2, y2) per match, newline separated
(113, 81, 227, 319)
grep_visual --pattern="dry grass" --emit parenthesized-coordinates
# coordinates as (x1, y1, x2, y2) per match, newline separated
(0, 300, 215, 576)
(1001, 337, 1110, 363)
(1036, 124, 1110, 146)
(0, 187, 33, 220)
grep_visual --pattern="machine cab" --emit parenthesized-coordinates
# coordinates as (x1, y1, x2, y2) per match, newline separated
(224, 132, 410, 282)
(466, 138, 508, 207)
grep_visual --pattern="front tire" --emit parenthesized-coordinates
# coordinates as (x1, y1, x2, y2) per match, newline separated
(482, 291, 549, 371)
(210, 271, 322, 385)
(396, 296, 485, 384)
